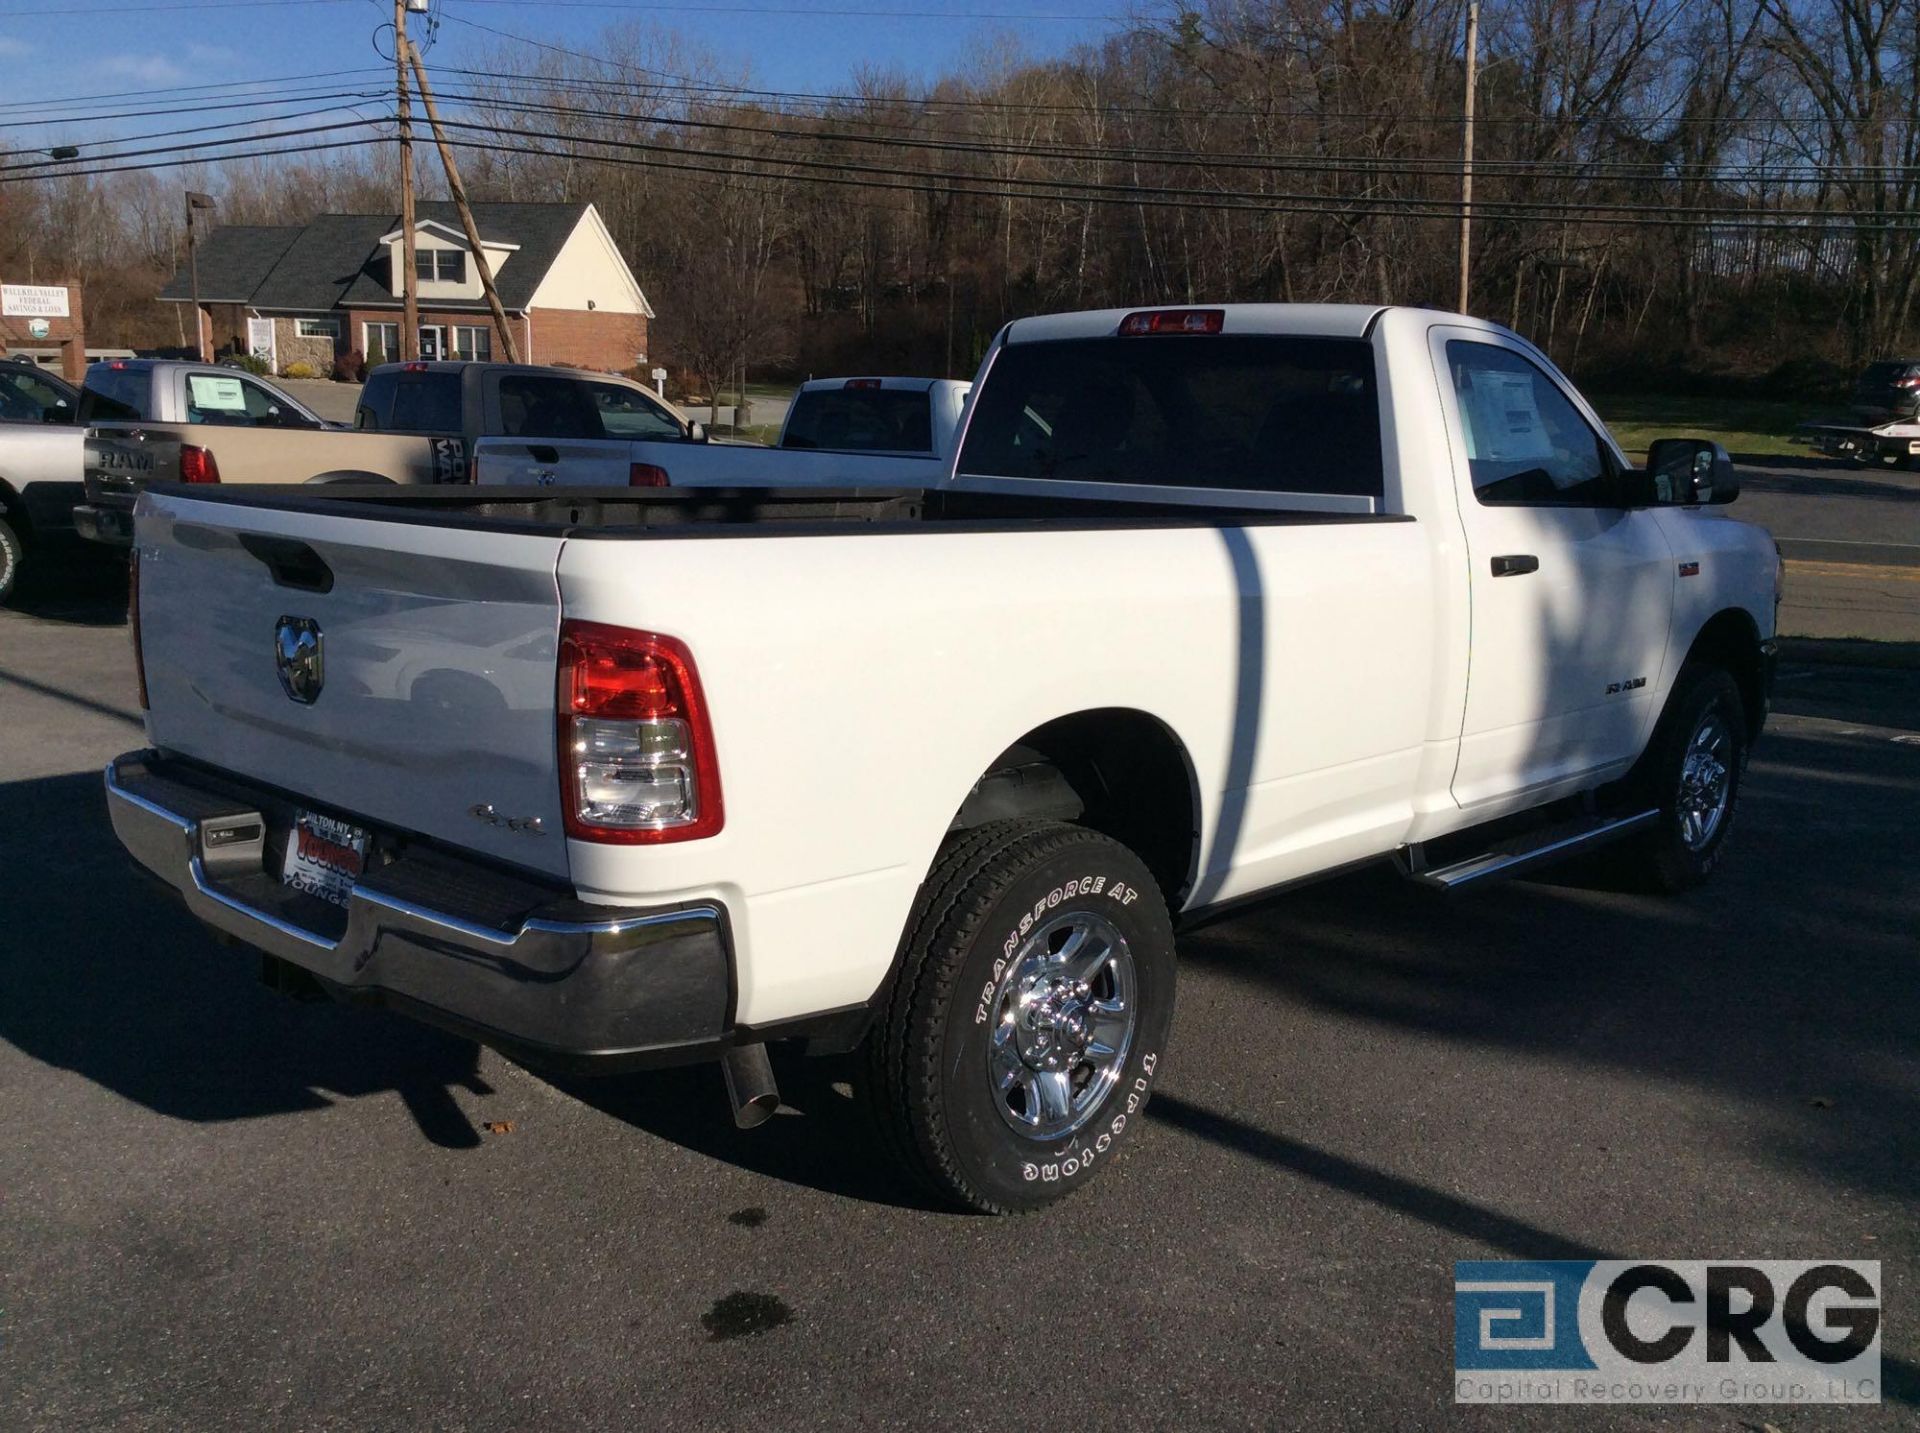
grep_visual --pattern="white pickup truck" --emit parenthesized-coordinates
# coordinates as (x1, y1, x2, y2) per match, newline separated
(104, 305, 1778, 1213)
(474, 375, 970, 488)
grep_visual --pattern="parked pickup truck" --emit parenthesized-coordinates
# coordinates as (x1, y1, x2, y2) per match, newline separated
(72, 360, 467, 549)
(474, 375, 970, 488)
(0, 359, 84, 600)
(104, 305, 1778, 1213)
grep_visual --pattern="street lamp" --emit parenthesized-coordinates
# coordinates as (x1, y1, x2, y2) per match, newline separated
(185, 191, 215, 361)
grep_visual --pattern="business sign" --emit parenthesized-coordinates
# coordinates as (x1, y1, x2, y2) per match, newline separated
(27, 319, 50, 339)
(2, 284, 70, 319)
(247, 316, 276, 373)
(1455, 1260, 1880, 1404)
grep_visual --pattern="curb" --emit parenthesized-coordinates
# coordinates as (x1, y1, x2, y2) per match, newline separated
(1777, 637, 1920, 672)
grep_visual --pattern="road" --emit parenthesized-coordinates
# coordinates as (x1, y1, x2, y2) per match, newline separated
(0, 584, 1915, 1431)
(1731, 455, 1920, 644)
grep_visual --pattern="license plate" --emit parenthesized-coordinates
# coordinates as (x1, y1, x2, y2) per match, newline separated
(280, 810, 369, 908)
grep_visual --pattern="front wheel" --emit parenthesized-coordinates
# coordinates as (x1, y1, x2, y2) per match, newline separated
(0, 516, 21, 605)
(867, 821, 1177, 1213)
(1622, 666, 1748, 893)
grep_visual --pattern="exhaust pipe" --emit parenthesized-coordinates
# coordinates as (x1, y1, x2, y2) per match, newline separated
(721, 1043, 780, 1129)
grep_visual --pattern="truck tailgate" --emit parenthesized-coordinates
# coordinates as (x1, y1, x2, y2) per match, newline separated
(135, 489, 571, 879)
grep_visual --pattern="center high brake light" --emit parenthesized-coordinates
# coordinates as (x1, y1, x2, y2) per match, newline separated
(557, 620, 722, 842)
(1117, 308, 1225, 336)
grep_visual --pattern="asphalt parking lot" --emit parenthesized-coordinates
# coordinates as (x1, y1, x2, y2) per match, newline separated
(2, 501, 1917, 1430)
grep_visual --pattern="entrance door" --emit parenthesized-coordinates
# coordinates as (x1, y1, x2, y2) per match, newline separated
(418, 326, 444, 361)
(1430, 326, 1677, 812)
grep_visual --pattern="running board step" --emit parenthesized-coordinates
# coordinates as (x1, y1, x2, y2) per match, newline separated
(1402, 809, 1660, 890)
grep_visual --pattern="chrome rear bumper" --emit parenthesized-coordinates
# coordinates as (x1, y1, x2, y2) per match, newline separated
(104, 752, 733, 1069)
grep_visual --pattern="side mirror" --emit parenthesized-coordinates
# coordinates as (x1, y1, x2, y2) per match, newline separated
(687, 420, 708, 444)
(1645, 437, 1738, 506)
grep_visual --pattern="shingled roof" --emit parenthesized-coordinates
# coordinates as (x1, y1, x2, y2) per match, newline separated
(156, 226, 300, 304)
(159, 202, 592, 312)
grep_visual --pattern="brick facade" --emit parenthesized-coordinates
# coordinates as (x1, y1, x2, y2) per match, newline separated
(528, 307, 648, 373)
(0, 281, 85, 379)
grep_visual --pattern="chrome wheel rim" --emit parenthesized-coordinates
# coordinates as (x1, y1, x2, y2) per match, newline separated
(1677, 710, 1733, 852)
(984, 910, 1136, 1141)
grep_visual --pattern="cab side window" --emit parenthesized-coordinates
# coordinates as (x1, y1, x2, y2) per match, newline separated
(1446, 340, 1617, 507)
(588, 382, 683, 440)
(497, 374, 604, 440)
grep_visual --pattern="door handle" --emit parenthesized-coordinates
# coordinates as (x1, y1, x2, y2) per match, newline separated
(1491, 554, 1539, 577)
(529, 445, 559, 464)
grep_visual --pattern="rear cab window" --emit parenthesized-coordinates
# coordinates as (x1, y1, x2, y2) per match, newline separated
(78, 365, 154, 423)
(358, 370, 462, 434)
(784, 387, 934, 452)
(956, 335, 1384, 498)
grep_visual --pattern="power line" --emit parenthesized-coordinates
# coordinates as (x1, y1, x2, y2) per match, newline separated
(0, 119, 386, 176)
(437, 11, 1814, 130)
(0, 67, 389, 115)
(0, 0, 357, 14)
(428, 122, 1920, 231)
(423, 74, 1920, 187)
(0, 137, 379, 184)
(444, 0, 1122, 17)
(415, 111, 1920, 224)
(0, 88, 389, 137)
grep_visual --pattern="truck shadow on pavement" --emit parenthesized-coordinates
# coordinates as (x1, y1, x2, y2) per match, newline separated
(6, 553, 129, 626)
(547, 1053, 954, 1213)
(0, 770, 495, 1149)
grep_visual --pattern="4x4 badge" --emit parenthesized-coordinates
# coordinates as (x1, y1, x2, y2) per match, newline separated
(274, 615, 324, 704)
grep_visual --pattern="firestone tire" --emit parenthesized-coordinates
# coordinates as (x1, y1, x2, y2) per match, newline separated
(0, 516, 21, 606)
(1623, 666, 1748, 894)
(867, 820, 1177, 1214)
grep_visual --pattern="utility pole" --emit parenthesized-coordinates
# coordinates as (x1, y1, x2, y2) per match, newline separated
(185, 191, 215, 361)
(408, 44, 521, 361)
(395, 0, 421, 361)
(1457, 0, 1479, 315)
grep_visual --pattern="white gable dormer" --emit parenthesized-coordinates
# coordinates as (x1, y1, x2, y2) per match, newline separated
(380, 219, 519, 302)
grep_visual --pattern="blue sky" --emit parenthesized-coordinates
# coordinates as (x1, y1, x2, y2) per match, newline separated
(0, 0, 1130, 109)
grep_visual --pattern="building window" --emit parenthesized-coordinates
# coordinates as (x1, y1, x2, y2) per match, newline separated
(414, 249, 467, 284)
(295, 318, 340, 340)
(364, 321, 400, 365)
(452, 324, 492, 361)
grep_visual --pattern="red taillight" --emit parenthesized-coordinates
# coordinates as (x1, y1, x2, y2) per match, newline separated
(1118, 308, 1225, 336)
(629, 463, 669, 487)
(1895, 376, 1920, 389)
(556, 620, 721, 843)
(403, 361, 429, 372)
(844, 378, 882, 390)
(466, 444, 478, 485)
(178, 445, 220, 484)
(109, 360, 130, 370)
(129, 546, 148, 711)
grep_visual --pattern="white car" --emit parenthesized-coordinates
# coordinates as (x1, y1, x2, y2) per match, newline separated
(105, 303, 1778, 1213)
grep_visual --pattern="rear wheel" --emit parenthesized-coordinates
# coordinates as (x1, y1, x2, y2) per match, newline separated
(1622, 666, 1747, 893)
(0, 516, 21, 605)
(867, 820, 1177, 1213)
